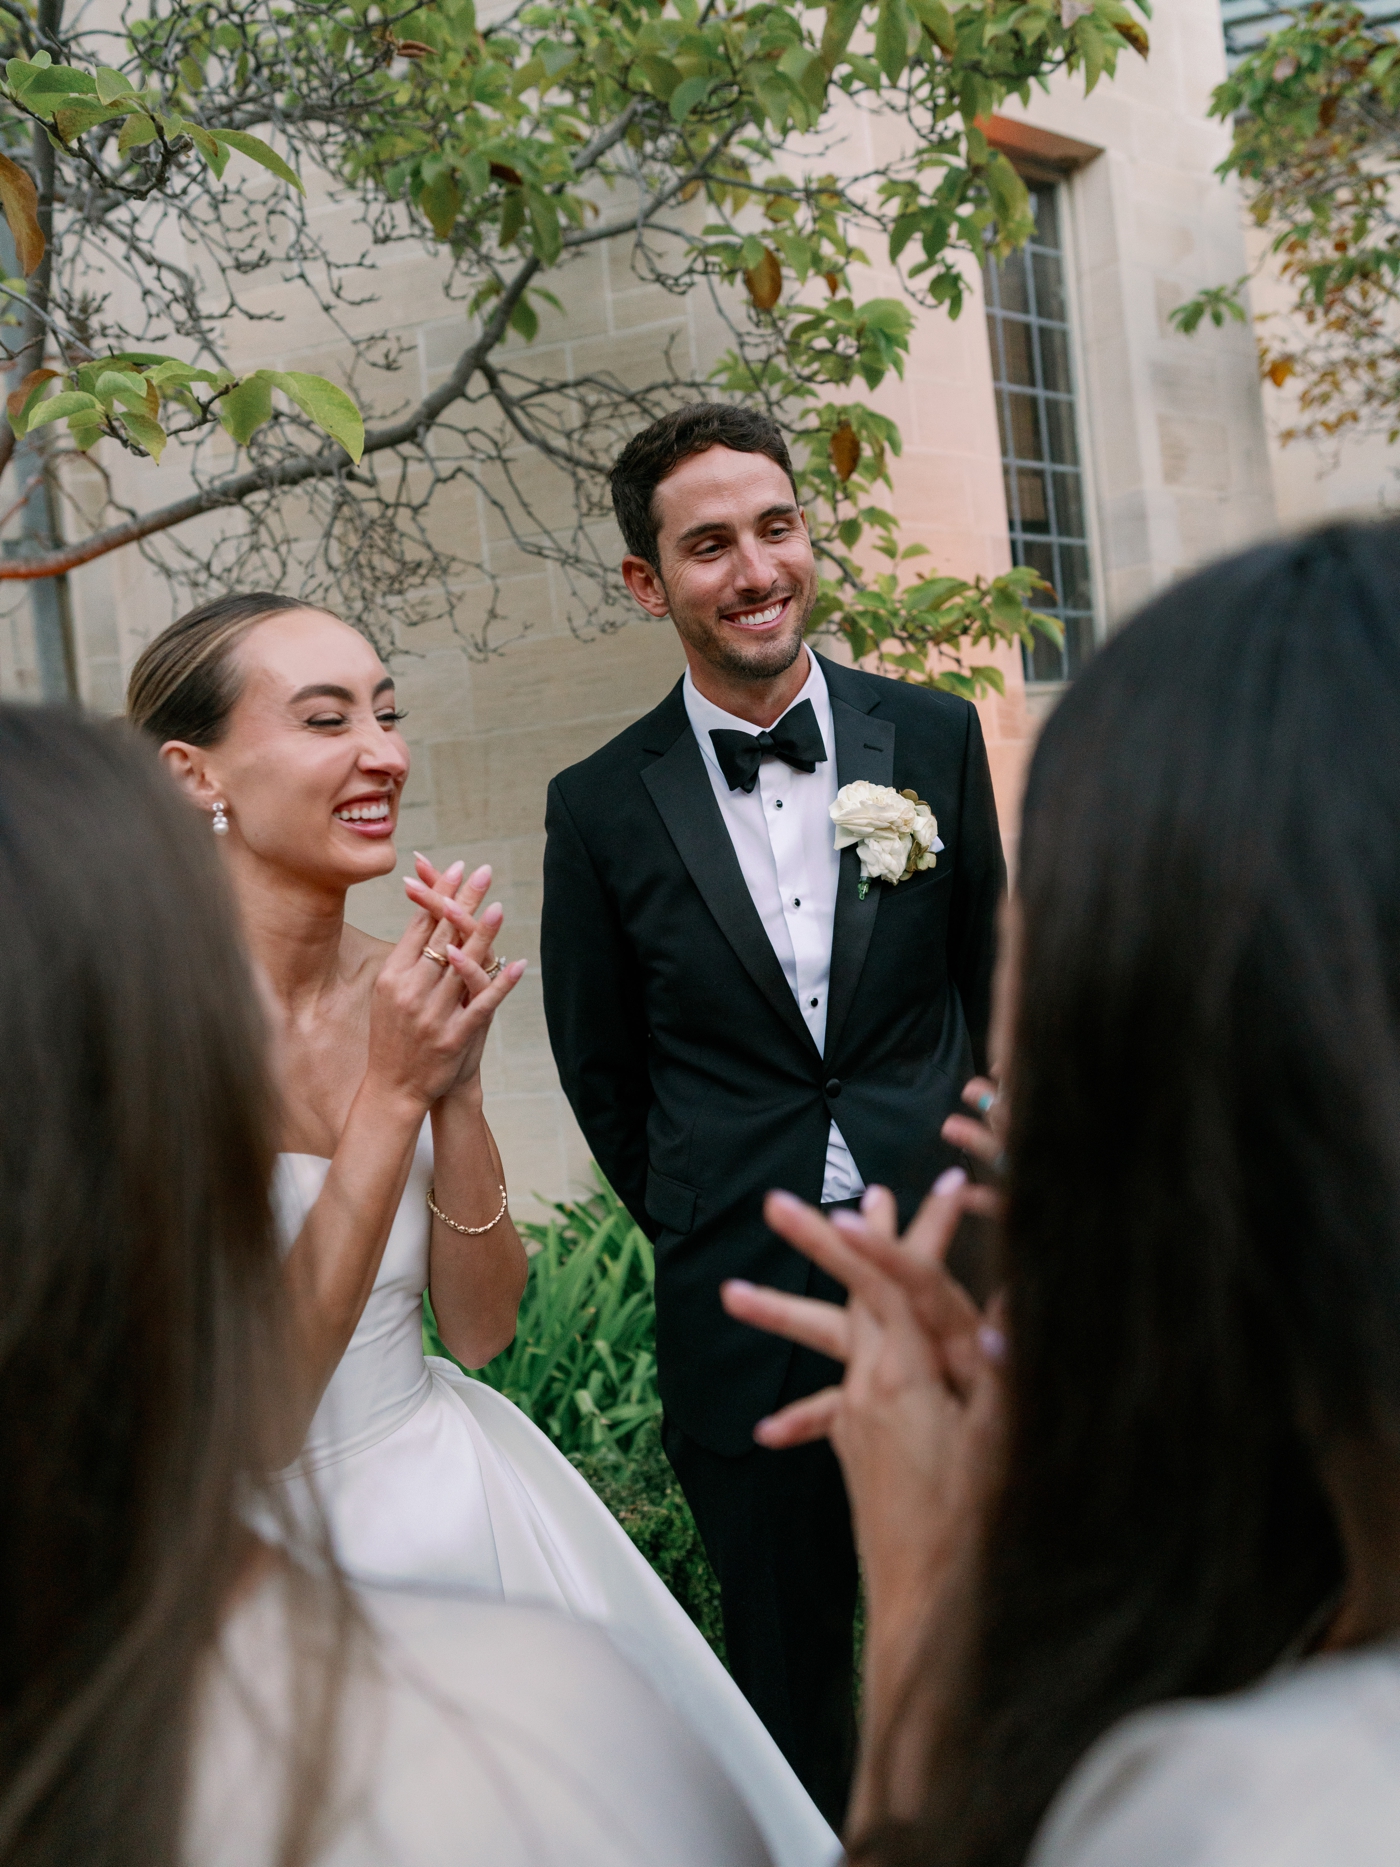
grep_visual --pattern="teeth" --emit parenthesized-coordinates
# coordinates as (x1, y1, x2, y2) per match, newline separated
(335, 801, 391, 822)
(728, 599, 786, 627)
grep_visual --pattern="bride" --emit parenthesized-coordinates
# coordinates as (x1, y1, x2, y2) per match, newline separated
(127, 593, 838, 1867)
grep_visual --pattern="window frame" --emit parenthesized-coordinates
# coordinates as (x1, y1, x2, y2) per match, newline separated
(980, 121, 1107, 693)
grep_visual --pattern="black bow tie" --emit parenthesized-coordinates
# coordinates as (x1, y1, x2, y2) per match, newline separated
(709, 698, 827, 795)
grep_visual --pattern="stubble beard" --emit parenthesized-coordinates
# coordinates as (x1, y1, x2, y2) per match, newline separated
(670, 581, 816, 684)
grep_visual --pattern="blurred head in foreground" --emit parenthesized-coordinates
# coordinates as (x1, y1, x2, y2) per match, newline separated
(0, 706, 332, 1867)
(916, 523, 1400, 1864)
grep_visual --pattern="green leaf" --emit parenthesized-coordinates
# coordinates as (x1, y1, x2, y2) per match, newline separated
(509, 295, 539, 341)
(209, 128, 304, 193)
(117, 112, 159, 153)
(54, 99, 121, 141)
(669, 73, 712, 121)
(172, 119, 229, 176)
(217, 372, 275, 445)
(421, 167, 462, 239)
(27, 389, 103, 430)
(116, 406, 166, 460)
(526, 187, 561, 264)
(499, 189, 526, 248)
(93, 369, 155, 414)
(820, 0, 864, 74)
(908, 0, 958, 54)
(95, 66, 137, 104)
(875, 0, 910, 83)
(265, 370, 364, 461)
(636, 55, 681, 100)
(178, 55, 204, 94)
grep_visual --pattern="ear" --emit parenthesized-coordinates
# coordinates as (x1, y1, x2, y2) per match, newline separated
(160, 740, 224, 810)
(620, 553, 671, 620)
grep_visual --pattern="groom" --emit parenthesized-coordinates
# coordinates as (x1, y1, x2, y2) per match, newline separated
(540, 403, 1003, 1822)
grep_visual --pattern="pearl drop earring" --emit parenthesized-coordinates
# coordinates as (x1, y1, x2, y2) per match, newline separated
(211, 800, 230, 837)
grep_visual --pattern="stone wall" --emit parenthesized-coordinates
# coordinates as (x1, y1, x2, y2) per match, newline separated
(1, 0, 1293, 1214)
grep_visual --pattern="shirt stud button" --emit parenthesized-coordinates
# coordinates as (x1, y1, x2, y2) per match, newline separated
(810, 997, 818, 1008)
(793, 898, 801, 908)
(774, 799, 783, 809)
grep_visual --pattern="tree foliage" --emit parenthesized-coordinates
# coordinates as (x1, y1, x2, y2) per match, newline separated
(1173, 3, 1400, 451)
(0, 0, 1147, 689)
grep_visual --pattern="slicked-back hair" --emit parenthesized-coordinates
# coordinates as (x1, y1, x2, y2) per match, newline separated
(126, 592, 316, 748)
(859, 522, 1400, 1867)
(609, 402, 799, 569)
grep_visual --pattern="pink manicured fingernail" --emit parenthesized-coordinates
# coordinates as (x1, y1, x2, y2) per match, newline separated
(444, 860, 464, 881)
(469, 864, 491, 887)
(413, 850, 428, 864)
(934, 1167, 967, 1197)
(978, 1323, 1006, 1363)
(483, 901, 504, 923)
(723, 1278, 755, 1295)
(860, 1184, 881, 1213)
(508, 959, 527, 978)
(753, 1417, 776, 1442)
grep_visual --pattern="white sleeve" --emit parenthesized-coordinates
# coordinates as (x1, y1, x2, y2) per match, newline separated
(1030, 1671, 1400, 1867)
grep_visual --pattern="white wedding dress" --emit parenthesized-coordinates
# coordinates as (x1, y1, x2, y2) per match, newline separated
(272, 1126, 840, 1867)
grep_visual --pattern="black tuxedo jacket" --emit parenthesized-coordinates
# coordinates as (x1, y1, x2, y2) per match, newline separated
(541, 653, 1004, 1454)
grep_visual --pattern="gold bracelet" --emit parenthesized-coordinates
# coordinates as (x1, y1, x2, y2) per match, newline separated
(427, 1181, 508, 1236)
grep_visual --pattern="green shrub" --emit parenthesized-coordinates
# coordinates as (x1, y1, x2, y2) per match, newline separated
(423, 1172, 724, 1657)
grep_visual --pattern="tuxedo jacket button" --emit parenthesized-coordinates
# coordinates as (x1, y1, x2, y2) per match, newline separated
(824, 1078, 841, 1098)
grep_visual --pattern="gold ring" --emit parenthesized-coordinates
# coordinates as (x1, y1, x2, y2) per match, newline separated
(422, 947, 449, 967)
(485, 957, 504, 980)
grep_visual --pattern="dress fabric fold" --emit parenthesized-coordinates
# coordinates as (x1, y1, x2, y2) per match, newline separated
(270, 1129, 840, 1867)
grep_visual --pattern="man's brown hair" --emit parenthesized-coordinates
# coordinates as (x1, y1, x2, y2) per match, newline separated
(609, 402, 799, 571)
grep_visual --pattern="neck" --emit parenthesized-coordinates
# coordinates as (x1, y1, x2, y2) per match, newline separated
(224, 844, 350, 1009)
(686, 643, 811, 729)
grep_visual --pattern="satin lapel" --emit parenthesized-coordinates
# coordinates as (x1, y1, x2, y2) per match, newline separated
(641, 726, 820, 1058)
(824, 694, 895, 1063)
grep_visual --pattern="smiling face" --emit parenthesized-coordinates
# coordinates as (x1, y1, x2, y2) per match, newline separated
(621, 445, 818, 687)
(167, 608, 410, 892)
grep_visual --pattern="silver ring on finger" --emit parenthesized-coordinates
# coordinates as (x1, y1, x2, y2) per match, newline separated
(422, 947, 449, 967)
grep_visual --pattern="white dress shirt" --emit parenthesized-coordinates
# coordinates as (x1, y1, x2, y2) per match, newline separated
(683, 651, 865, 1204)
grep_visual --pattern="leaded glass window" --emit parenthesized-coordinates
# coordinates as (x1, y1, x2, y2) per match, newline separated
(983, 184, 1094, 685)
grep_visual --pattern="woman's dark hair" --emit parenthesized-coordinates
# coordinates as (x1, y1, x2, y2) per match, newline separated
(0, 706, 341, 1866)
(126, 592, 313, 745)
(873, 522, 1400, 1865)
(609, 402, 799, 568)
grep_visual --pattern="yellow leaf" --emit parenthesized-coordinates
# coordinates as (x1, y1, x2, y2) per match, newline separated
(744, 246, 782, 311)
(0, 153, 43, 275)
(829, 422, 860, 482)
(6, 365, 58, 426)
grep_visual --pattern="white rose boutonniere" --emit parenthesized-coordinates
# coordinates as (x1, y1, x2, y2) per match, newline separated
(830, 780, 944, 900)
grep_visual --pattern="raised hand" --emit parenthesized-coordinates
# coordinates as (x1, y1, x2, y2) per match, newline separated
(364, 858, 525, 1115)
(722, 1174, 1007, 1832)
(398, 859, 519, 1100)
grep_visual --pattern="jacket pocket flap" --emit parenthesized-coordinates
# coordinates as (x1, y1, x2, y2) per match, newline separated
(646, 1166, 697, 1234)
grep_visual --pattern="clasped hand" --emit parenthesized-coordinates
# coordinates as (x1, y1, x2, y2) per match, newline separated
(366, 854, 525, 1114)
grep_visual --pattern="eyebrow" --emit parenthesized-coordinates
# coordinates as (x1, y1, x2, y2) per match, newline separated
(674, 503, 800, 548)
(288, 677, 395, 705)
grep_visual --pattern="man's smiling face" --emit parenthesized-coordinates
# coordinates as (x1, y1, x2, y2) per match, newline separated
(634, 444, 818, 683)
